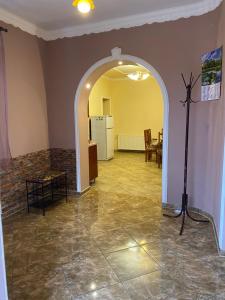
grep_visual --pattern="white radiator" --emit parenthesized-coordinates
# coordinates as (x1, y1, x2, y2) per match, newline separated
(118, 135, 145, 151)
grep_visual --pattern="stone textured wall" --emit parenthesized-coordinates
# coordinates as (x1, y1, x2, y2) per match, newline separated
(0, 150, 51, 218)
(0, 148, 76, 218)
(50, 148, 76, 191)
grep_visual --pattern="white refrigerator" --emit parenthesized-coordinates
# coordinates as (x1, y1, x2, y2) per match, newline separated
(91, 116, 114, 161)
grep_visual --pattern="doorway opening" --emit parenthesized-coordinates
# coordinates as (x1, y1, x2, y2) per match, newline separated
(74, 48, 169, 204)
(88, 64, 164, 199)
(102, 98, 111, 116)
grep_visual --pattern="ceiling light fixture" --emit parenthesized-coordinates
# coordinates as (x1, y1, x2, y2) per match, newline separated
(118, 61, 123, 65)
(73, 0, 95, 14)
(86, 83, 91, 89)
(127, 72, 150, 81)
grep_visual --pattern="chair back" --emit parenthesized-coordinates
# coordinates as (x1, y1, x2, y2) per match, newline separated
(144, 129, 152, 149)
(158, 131, 163, 142)
(157, 129, 163, 148)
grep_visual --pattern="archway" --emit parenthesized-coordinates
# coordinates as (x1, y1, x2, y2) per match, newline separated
(74, 48, 169, 204)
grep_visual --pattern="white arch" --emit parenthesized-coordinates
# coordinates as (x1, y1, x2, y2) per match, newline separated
(74, 49, 169, 204)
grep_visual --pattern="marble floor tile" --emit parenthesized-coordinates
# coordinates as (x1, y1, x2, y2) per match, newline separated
(63, 255, 119, 297)
(180, 255, 225, 296)
(92, 228, 138, 254)
(196, 294, 215, 300)
(122, 270, 197, 300)
(141, 239, 185, 269)
(106, 246, 160, 281)
(2, 152, 225, 299)
(124, 220, 179, 246)
(73, 284, 131, 300)
(11, 266, 69, 300)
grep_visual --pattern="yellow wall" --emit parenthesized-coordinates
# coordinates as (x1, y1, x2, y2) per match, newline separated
(89, 75, 163, 146)
(89, 76, 111, 116)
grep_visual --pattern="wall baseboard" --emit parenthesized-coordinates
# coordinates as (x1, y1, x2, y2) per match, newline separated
(74, 186, 91, 196)
(162, 203, 224, 256)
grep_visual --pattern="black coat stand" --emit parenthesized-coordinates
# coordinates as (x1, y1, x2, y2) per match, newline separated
(164, 73, 209, 235)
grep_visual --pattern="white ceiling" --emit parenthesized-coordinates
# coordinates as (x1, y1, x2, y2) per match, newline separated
(0, 0, 209, 30)
(0, 0, 222, 40)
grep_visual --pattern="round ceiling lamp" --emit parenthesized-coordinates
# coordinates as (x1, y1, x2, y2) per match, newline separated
(73, 0, 95, 14)
(127, 72, 150, 81)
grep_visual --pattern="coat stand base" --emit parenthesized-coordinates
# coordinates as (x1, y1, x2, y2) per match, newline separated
(163, 193, 209, 236)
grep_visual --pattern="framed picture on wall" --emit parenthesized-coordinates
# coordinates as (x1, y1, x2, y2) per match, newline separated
(201, 47, 223, 101)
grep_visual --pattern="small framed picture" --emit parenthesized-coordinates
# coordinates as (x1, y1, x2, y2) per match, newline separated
(201, 47, 223, 101)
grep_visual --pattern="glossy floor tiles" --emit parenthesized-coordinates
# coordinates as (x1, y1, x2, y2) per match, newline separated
(3, 152, 225, 300)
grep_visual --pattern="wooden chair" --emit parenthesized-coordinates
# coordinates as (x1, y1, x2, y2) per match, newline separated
(144, 129, 157, 162)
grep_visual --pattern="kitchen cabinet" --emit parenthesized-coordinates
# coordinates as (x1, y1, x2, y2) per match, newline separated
(89, 143, 98, 182)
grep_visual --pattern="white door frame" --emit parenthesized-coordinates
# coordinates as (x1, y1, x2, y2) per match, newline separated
(74, 48, 169, 204)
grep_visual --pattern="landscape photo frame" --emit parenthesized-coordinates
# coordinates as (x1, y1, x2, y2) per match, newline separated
(201, 47, 223, 101)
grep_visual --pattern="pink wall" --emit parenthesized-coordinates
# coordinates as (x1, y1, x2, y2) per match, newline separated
(183, 1, 225, 247)
(0, 22, 49, 157)
(202, 1, 225, 249)
(1, 4, 224, 247)
(217, 0, 225, 252)
(43, 9, 220, 210)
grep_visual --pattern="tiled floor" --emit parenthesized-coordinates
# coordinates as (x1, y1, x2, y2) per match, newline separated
(2, 152, 225, 299)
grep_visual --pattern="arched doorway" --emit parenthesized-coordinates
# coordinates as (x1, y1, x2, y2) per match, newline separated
(74, 48, 169, 204)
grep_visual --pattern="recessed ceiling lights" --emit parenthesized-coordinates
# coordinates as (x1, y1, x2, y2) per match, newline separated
(86, 83, 91, 89)
(73, 0, 95, 14)
(118, 61, 123, 65)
